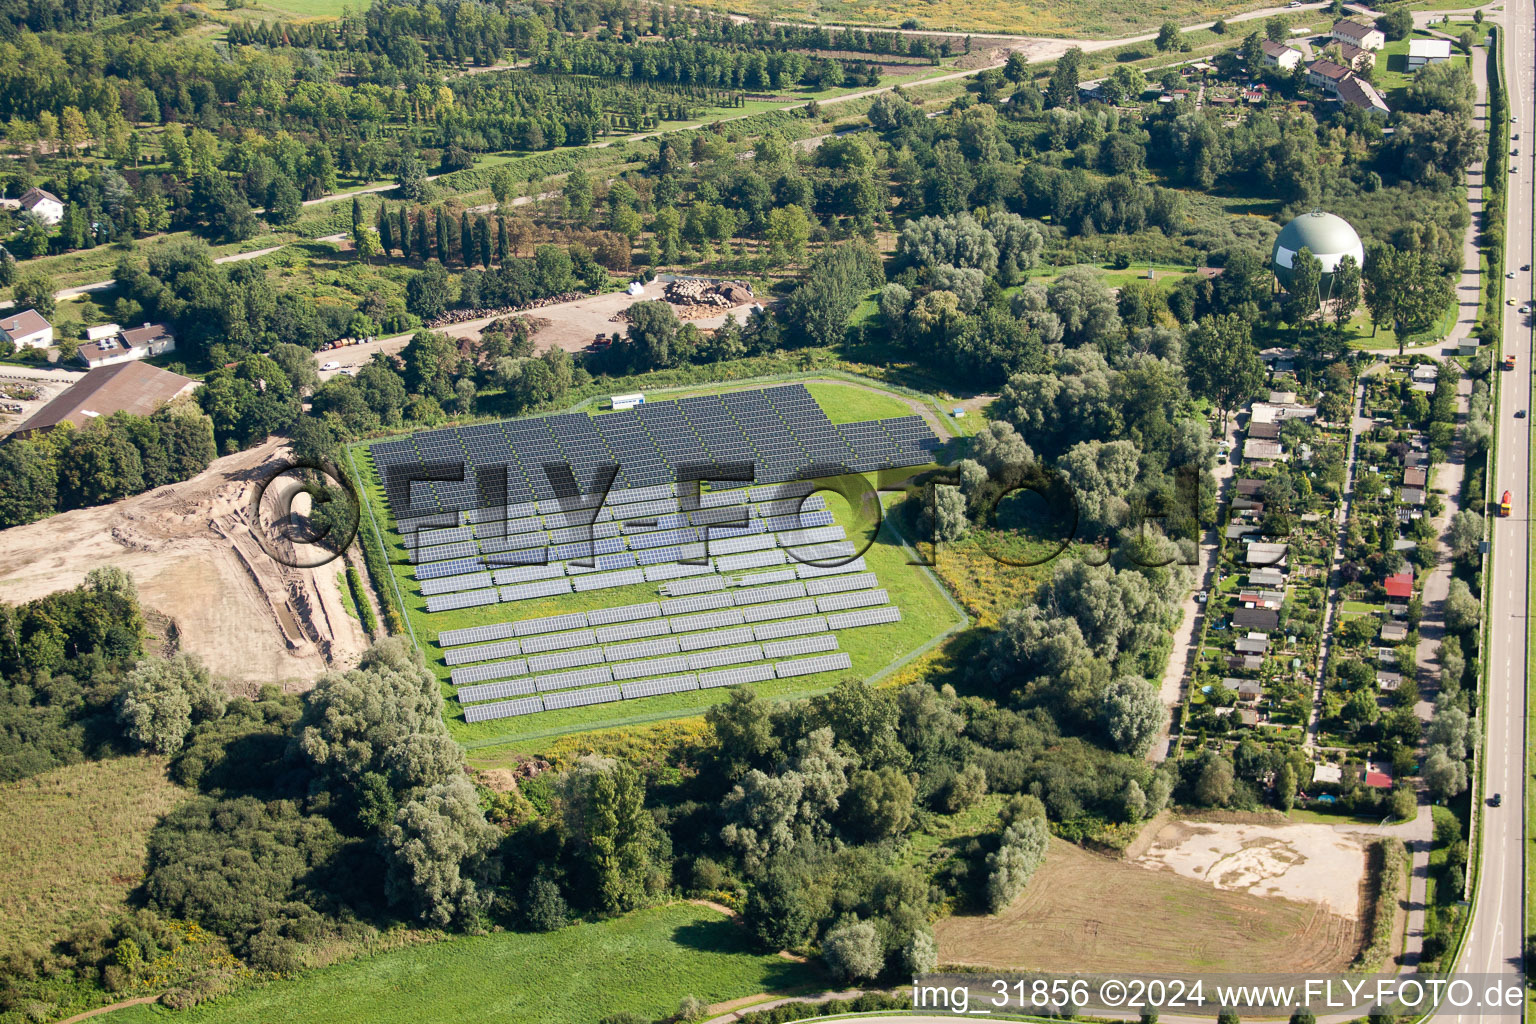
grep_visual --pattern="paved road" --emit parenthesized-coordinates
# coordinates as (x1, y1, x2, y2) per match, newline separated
(1447, 4, 1531, 1020)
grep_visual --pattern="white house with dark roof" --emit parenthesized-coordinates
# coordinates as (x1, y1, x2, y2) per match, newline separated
(18, 187, 62, 225)
(1306, 59, 1354, 94)
(0, 308, 52, 349)
(1336, 41, 1376, 71)
(76, 322, 176, 368)
(1261, 39, 1304, 70)
(1331, 18, 1386, 50)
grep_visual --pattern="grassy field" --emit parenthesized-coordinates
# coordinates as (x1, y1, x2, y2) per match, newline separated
(935, 836, 1364, 974)
(349, 381, 966, 750)
(801, 380, 913, 423)
(1373, 31, 1473, 104)
(236, 0, 353, 19)
(104, 903, 817, 1024)
(0, 757, 183, 954)
(638, 0, 1268, 37)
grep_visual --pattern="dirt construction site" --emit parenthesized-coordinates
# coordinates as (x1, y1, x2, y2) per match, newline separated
(315, 278, 765, 380)
(937, 819, 1371, 975)
(0, 438, 369, 691)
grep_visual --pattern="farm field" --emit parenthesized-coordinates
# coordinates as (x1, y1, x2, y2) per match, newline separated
(0, 757, 184, 955)
(350, 381, 964, 749)
(936, 831, 1366, 974)
(101, 904, 816, 1024)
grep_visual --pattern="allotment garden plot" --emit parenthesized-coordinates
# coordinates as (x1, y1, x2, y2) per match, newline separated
(357, 383, 960, 742)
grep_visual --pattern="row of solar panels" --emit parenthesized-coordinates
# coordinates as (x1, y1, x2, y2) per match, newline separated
(462, 652, 855, 723)
(423, 541, 861, 611)
(445, 584, 884, 667)
(451, 491, 830, 544)
(455, 633, 841, 702)
(406, 504, 838, 569)
(413, 518, 845, 574)
(449, 605, 901, 686)
(436, 556, 870, 648)
(415, 517, 845, 593)
(398, 480, 820, 537)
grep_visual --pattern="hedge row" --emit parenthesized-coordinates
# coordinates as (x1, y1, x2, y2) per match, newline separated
(735, 993, 913, 1024)
(353, 499, 407, 636)
(1480, 28, 1508, 338)
(345, 563, 378, 636)
(1352, 837, 1408, 970)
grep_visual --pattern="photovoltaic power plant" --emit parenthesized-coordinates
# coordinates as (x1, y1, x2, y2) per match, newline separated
(370, 383, 940, 515)
(369, 384, 939, 723)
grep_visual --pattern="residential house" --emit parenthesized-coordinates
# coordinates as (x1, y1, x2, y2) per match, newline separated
(1404, 466, 1428, 488)
(1235, 478, 1265, 498)
(1411, 364, 1438, 384)
(1331, 18, 1386, 50)
(1408, 38, 1452, 70)
(12, 362, 198, 438)
(1244, 542, 1288, 567)
(1238, 589, 1285, 609)
(1376, 671, 1403, 693)
(1228, 654, 1266, 671)
(1249, 568, 1285, 589)
(0, 308, 52, 350)
(1234, 680, 1264, 704)
(1336, 74, 1391, 117)
(1380, 621, 1409, 642)
(76, 322, 177, 369)
(1306, 59, 1354, 94)
(1233, 607, 1280, 631)
(1360, 761, 1393, 789)
(1248, 421, 1281, 440)
(1243, 438, 1285, 464)
(1337, 41, 1377, 71)
(1384, 571, 1414, 600)
(1233, 498, 1266, 514)
(1235, 634, 1271, 655)
(1251, 400, 1318, 423)
(1312, 762, 1344, 785)
(19, 187, 63, 225)
(1399, 487, 1425, 506)
(1261, 39, 1304, 70)
(1237, 708, 1260, 727)
(1226, 522, 1261, 540)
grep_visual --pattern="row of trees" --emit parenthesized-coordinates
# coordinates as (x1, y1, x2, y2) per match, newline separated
(0, 405, 216, 528)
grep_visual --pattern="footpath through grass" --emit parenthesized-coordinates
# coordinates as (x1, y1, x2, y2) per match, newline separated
(103, 903, 818, 1024)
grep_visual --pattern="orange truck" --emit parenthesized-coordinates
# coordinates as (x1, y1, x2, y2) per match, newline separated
(1501, 490, 1513, 517)
(1507, 353, 1518, 371)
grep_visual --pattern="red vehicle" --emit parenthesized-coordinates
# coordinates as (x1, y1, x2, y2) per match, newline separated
(1506, 353, 1518, 371)
(1501, 490, 1513, 517)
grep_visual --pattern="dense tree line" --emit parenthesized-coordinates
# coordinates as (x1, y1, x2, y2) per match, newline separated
(0, 569, 144, 781)
(0, 404, 215, 528)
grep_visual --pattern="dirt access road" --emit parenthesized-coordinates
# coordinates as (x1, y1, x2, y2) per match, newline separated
(0, 438, 369, 689)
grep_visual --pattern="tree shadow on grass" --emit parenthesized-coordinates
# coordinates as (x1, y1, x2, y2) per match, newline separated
(668, 918, 820, 991)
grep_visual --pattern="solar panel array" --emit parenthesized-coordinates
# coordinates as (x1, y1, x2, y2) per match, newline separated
(762, 634, 840, 659)
(775, 653, 854, 678)
(374, 385, 937, 723)
(816, 589, 890, 613)
(373, 384, 936, 518)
